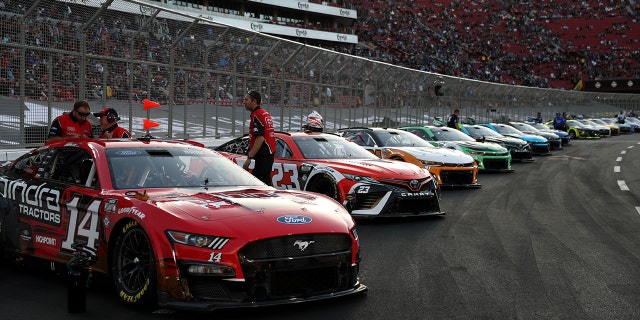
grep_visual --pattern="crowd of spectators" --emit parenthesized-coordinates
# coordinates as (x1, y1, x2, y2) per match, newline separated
(351, 0, 640, 89)
(0, 0, 638, 106)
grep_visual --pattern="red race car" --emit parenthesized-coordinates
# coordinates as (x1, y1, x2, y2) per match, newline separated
(0, 137, 366, 311)
(215, 132, 443, 218)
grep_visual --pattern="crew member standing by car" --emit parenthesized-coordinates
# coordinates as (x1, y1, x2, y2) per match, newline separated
(534, 112, 543, 123)
(447, 109, 460, 129)
(93, 107, 131, 138)
(242, 90, 275, 185)
(47, 100, 94, 142)
(617, 110, 626, 124)
(553, 112, 567, 131)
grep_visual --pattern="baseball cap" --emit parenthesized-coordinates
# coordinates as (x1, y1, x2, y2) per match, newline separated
(93, 107, 119, 118)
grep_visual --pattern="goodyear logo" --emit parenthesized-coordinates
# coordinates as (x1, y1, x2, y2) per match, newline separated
(277, 215, 312, 225)
(298, 2, 309, 10)
(251, 23, 263, 31)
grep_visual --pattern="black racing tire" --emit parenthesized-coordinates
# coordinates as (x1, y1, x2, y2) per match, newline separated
(306, 173, 340, 202)
(111, 221, 157, 307)
(390, 156, 404, 161)
(568, 130, 577, 139)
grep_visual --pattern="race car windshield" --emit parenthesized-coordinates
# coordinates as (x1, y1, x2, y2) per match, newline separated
(529, 123, 550, 130)
(511, 123, 538, 132)
(567, 120, 585, 127)
(375, 130, 434, 147)
(431, 128, 475, 141)
(465, 126, 502, 138)
(293, 135, 378, 159)
(105, 147, 264, 189)
(493, 125, 524, 135)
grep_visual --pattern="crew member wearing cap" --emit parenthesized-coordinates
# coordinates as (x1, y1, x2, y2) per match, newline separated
(94, 107, 131, 138)
(47, 100, 94, 142)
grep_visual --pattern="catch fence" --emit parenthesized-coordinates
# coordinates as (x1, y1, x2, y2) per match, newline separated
(1, 0, 638, 148)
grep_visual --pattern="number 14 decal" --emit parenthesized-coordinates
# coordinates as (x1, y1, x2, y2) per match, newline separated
(61, 196, 102, 252)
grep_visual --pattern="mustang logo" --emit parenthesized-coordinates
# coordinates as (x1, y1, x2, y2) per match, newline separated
(293, 240, 315, 251)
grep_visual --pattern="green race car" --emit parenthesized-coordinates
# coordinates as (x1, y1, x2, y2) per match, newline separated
(400, 125, 513, 172)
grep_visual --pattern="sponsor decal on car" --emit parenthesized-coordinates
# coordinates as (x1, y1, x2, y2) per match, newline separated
(276, 215, 312, 224)
(0, 178, 62, 226)
(114, 150, 142, 156)
(35, 234, 56, 246)
(117, 206, 146, 219)
(294, 240, 315, 251)
(104, 198, 117, 213)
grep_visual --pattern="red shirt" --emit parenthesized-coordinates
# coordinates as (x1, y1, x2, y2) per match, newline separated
(99, 124, 131, 138)
(249, 107, 275, 156)
(48, 112, 94, 139)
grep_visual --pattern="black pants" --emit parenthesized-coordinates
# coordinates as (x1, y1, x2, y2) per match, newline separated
(252, 154, 274, 186)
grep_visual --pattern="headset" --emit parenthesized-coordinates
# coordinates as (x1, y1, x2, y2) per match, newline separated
(105, 112, 120, 124)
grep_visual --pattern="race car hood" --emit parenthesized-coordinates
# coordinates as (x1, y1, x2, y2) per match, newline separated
(142, 188, 353, 234)
(482, 136, 528, 147)
(501, 133, 547, 143)
(519, 130, 559, 140)
(385, 146, 474, 164)
(311, 158, 428, 177)
(442, 141, 506, 152)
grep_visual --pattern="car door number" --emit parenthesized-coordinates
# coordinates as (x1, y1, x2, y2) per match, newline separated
(271, 163, 300, 190)
(60, 196, 102, 252)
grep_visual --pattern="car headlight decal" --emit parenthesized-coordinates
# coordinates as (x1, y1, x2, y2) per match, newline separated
(343, 173, 378, 183)
(187, 264, 235, 276)
(167, 231, 230, 250)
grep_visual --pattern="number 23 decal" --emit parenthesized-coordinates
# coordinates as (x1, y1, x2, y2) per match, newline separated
(271, 163, 300, 190)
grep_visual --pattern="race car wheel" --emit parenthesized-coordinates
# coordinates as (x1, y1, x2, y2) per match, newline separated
(306, 173, 340, 202)
(111, 221, 157, 307)
(568, 130, 577, 139)
(390, 156, 404, 161)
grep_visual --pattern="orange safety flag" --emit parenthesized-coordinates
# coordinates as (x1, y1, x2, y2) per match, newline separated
(143, 99, 161, 110)
(143, 118, 160, 130)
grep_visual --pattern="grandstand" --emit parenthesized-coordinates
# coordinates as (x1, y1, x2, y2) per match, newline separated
(153, 0, 639, 90)
(351, 0, 640, 90)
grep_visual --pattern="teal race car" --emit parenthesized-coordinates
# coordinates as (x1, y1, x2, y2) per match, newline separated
(400, 125, 513, 172)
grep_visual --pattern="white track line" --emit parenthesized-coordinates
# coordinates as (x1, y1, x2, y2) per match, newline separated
(618, 180, 629, 191)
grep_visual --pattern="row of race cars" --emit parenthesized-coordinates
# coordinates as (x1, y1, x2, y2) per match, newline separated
(0, 115, 633, 312)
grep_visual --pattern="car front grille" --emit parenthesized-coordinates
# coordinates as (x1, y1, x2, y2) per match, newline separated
(440, 170, 475, 185)
(381, 195, 441, 215)
(531, 144, 550, 154)
(182, 234, 357, 302)
(239, 234, 356, 301)
(483, 158, 509, 170)
(509, 149, 532, 160)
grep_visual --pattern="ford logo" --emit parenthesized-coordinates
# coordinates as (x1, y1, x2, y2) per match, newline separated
(277, 215, 312, 224)
(115, 150, 142, 156)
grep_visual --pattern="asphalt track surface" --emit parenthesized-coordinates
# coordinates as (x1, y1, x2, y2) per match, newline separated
(2, 134, 640, 320)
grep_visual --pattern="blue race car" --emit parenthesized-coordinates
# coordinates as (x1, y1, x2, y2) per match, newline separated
(479, 123, 551, 155)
